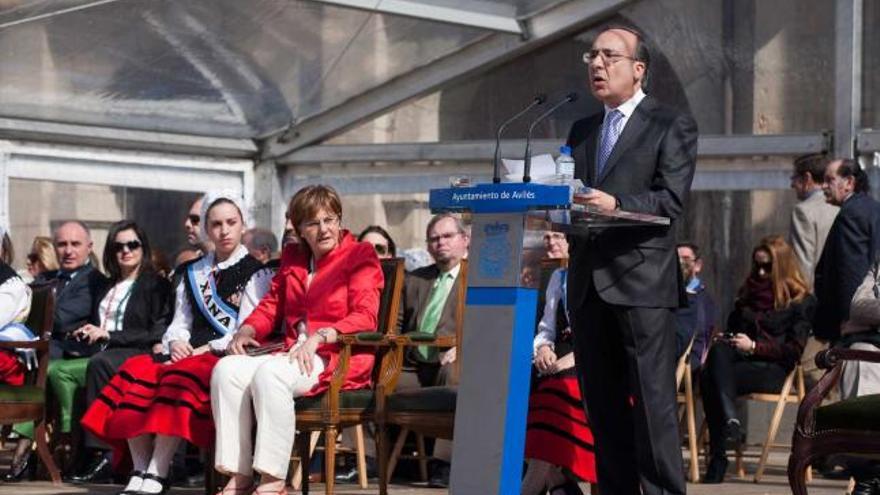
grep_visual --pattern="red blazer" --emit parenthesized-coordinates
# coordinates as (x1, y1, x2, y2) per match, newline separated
(245, 230, 383, 395)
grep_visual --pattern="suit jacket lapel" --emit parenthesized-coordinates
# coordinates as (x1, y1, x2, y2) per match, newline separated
(597, 96, 653, 185)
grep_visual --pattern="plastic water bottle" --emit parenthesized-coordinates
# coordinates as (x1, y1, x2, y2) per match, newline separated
(555, 145, 575, 181)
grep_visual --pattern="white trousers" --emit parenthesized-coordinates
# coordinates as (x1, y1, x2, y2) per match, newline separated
(211, 353, 324, 479)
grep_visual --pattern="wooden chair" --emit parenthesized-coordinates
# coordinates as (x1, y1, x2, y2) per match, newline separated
(788, 347, 880, 495)
(294, 257, 407, 495)
(0, 282, 60, 483)
(377, 260, 468, 495)
(732, 362, 808, 482)
(675, 335, 700, 483)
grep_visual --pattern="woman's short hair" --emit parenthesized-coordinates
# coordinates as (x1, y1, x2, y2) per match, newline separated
(30, 236, 58, 272)
(288, 185, 343, 235)
(358, 225, 397, 258)
(102, 220, 154, 282)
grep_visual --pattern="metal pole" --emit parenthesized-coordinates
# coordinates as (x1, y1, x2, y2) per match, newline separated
(834, 0, 863, 158)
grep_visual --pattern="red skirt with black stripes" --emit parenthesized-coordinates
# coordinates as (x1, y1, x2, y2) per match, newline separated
(524, 373, 596, 483)
(81, 353, 220, 453)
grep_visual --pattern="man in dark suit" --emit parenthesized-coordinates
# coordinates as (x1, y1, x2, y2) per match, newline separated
(813, 159, 880, 343)
(397, 213, 469, 487)
(565, 26, 698, 495)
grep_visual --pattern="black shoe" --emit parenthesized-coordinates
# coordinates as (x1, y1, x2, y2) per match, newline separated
(852, 477, 880, 495)
(427, 461, 450, 488)
(67, 455, 114, 484)
(2, 451, 33, 482)
(702, 456, 728, 484)
(722, 419, 745, 450)
(335, 457, 378, 484)
(136, 472, 170, 495)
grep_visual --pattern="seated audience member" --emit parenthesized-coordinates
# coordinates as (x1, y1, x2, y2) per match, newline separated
(70, 221, 174, 482)
(358, 225, 396, 259)
(397, 213, 469, 487)
(80, 191, 272, 495)
(543, 231, 569, 260)
(675, 242, 718, 372)
(150, 249, 172, 280)
(700, 236, 813, 483)
(14, 221, 107, 481)
(0, 227, 38, 481)
(523, 263, 596, 495)
(243, 228, 278, 265)
(211, 184, 383, 495)
(836, 256, 880, 491)
(25, 236, 58, 282)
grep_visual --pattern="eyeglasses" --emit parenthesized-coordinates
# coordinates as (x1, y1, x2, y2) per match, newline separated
(372, 244, 389, 256)
(583, 49, 637, 65)
(112, 240, 142, 253)
(300, 216, 339, 231)
(427, 232, 461, 245)
(187, 214, 200, 225)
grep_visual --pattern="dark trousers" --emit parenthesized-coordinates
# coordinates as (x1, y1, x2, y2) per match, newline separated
(83, 347, 146, 449)
(570, 291, 685, 495)
(699, 343, 787, 458)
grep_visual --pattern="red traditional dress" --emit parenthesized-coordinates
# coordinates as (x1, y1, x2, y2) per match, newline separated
(81, 246, 272, 454)
(525, 268, 596, 483)
(0, 262, 33, 386)
(244, 230, 383, 395)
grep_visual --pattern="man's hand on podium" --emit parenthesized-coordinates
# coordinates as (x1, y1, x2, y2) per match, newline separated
(573, 188, 617, 211)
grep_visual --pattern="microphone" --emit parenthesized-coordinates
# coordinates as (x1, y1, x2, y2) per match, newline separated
(492, 94, 547, 183)
(522, 92, 579, 183)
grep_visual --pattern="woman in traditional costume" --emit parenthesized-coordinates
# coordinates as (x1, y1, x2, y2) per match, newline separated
(81, 191, 272, 495)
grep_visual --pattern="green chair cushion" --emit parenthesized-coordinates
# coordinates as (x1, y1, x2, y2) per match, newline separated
(355, 332, 384, 342)
(0, 385, 44, 404)
(296, 389, 375, 412)
(816, 393, 880, 432)
(406, 332, 436, 342)
(387, 386, 457, 413)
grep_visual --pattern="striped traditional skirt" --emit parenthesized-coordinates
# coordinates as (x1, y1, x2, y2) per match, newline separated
(81, 352, 221, 456)
(524, 373, 596, 483)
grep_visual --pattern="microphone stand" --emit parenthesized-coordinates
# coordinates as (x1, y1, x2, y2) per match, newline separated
(492, 95, 546, 183)
(523, 93, 578, 183)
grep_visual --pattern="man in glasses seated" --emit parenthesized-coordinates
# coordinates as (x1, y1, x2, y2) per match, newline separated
(396, 213, 470, 488)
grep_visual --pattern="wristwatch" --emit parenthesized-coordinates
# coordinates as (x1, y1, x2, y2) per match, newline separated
(316, 328, 335, 343)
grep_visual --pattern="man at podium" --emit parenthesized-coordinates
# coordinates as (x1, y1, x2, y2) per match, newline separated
(565, 25, 698, 495)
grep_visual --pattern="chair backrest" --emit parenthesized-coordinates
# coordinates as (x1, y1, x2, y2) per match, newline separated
(377, 258, 405, 336)
(453, 259, 469, 379)
(374, 258, 406, 383)
(675, 334, 696, 390)
(25, 281, 56, 339)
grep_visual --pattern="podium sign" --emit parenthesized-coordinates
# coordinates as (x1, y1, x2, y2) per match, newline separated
(430, 183, 567, 495)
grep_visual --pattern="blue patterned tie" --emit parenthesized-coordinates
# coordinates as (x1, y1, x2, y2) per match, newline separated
(597, 109, 623, 177)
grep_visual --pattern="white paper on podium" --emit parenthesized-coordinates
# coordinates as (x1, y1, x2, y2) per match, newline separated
(501, 154, 557, 182)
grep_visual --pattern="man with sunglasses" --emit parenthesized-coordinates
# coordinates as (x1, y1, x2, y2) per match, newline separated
(564, 25, 697, 495)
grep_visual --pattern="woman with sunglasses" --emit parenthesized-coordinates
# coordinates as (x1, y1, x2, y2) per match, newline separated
(81, 191, 272, 495)
(211, 185, 383, 495)
(700, 235, 814, 483)
(25, 236, 58, 282)
(358, 225, 396, 259)
(54, 221, 175, 483)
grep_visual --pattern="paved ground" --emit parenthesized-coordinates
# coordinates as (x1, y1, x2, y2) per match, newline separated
(0, 471, 852, 495)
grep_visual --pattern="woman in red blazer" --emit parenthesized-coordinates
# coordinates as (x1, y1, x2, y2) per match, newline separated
(210, 184, 383, 495)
